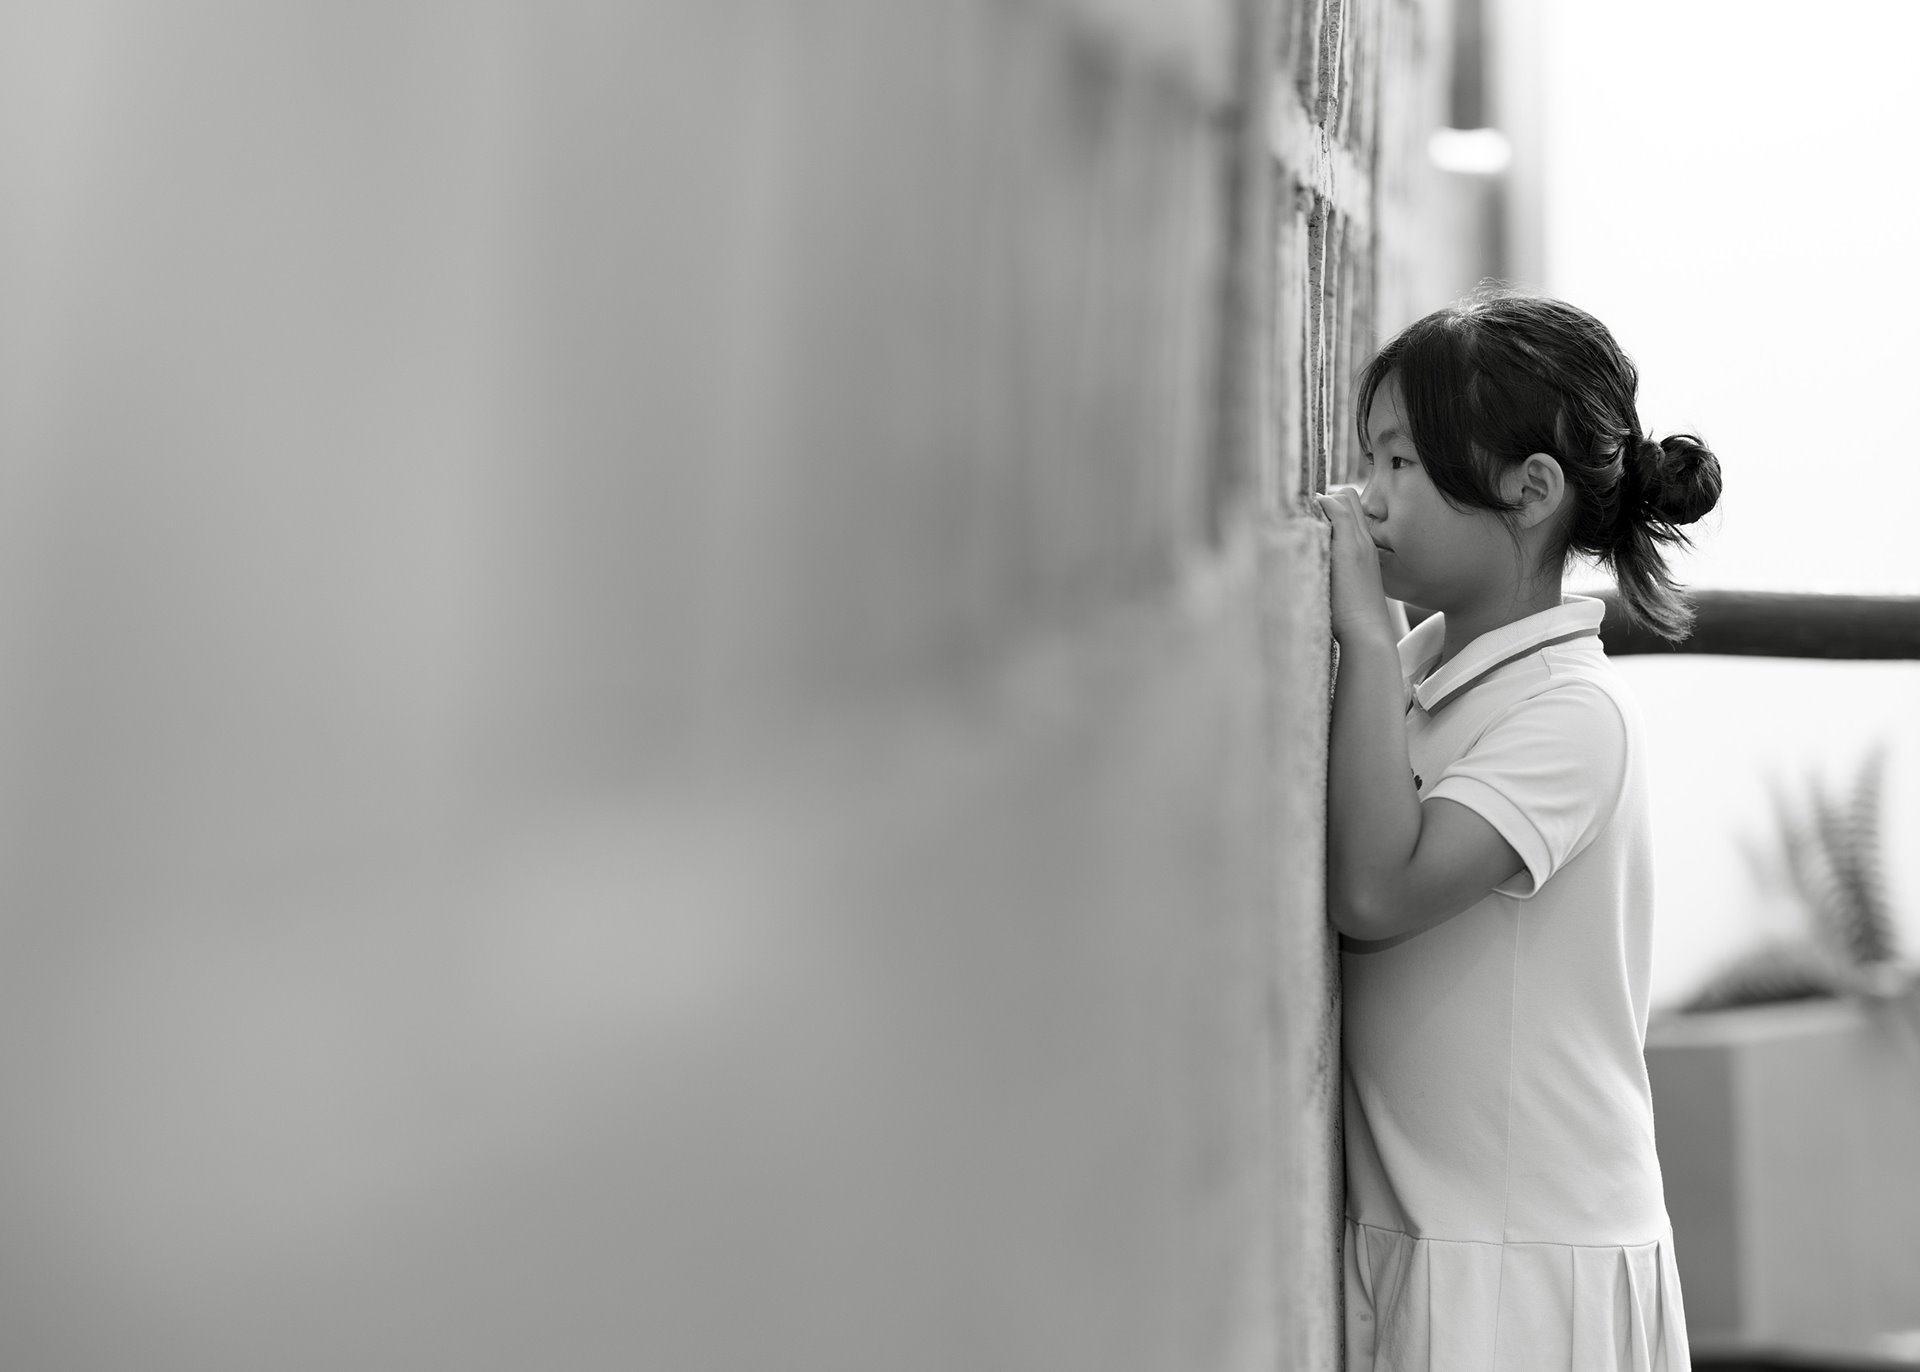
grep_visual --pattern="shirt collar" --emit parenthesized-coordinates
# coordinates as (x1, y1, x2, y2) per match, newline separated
(1399, 595, 1607, 715)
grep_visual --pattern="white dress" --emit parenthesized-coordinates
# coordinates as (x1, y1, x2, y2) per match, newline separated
(1342, 596, 1691, 1371)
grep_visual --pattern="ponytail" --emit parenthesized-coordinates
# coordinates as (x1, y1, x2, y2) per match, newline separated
(1609, 433, 1722, 642)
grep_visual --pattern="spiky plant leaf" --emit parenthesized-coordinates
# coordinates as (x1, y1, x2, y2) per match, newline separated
(1774, 774, 1849, 966)
(1684, 938, 1844, 1014)
(1842, 745, 1897, 964)
(1808, 784, 1857, 960)
(1773, 747, 1899, 972)
(1699, 745, 1904, 1013)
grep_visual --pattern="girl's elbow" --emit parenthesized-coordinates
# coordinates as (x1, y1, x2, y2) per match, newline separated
(1327, 884, 1404, 941)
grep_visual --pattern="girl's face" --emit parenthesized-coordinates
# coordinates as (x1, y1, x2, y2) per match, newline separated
(1357, 373, 1517, 613)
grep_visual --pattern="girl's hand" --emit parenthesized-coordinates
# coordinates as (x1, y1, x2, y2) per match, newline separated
(1313, 486, 1396, 645)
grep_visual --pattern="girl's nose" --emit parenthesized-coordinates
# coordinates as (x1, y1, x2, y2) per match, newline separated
(1359, 477, 1387, 520)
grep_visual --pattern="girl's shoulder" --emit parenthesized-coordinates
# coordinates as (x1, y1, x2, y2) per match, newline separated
(1539, 641, 1646, 737)
(1475, 672, 1630, 763)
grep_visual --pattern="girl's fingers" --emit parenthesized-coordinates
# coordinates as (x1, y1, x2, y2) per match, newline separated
(1313, 494, 1348, 539)
(1315, 487, 1391, 643)
(1313, 491, 1351, 520)
(1315, 488, 1369, 537)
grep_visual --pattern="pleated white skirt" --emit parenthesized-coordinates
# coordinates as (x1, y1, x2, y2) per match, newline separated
(1345, 1219, 1692, 1371)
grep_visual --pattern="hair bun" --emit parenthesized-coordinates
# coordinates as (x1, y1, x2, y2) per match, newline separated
(1629, 432, 1721, 527)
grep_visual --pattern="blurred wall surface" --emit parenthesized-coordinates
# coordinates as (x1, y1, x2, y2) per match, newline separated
(0, 3, 1459, 1369)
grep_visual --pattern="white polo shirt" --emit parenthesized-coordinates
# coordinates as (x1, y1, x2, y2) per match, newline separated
(1342, 594, 1671, 1247)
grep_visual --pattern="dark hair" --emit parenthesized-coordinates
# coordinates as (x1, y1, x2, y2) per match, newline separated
(1355, 289, 1722, 642)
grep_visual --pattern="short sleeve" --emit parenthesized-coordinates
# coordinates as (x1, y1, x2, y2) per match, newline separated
(1424, 681, 1629, 899)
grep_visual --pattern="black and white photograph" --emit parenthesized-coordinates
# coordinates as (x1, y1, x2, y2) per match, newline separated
(1, 2, 1916, 1370)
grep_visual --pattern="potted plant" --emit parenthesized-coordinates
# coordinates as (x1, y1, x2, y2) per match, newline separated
(1644, 746, 1920, 1364)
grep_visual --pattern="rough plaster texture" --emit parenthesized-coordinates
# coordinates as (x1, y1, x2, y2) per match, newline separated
(0, 1, 1446, 1369)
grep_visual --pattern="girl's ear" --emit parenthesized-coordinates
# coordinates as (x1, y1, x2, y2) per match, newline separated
(1510, 452, 1566, 529)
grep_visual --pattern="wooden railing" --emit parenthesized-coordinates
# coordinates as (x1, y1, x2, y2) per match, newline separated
(1598, 591, 1920, 660)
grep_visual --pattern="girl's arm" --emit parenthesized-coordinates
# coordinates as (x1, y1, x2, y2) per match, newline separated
(1314, 489, 1526, 942)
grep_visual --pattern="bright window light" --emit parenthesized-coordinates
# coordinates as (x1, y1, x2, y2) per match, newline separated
(1428, 127, 1512, 175)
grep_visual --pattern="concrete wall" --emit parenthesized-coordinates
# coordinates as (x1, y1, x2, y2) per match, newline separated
(0, 3, 1455, 1369)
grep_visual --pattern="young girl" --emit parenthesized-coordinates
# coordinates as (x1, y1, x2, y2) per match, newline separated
(1315, 291, 1721, 1372)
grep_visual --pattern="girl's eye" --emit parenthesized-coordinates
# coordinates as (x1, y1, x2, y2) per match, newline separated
(1389, 455, 1414, 471)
